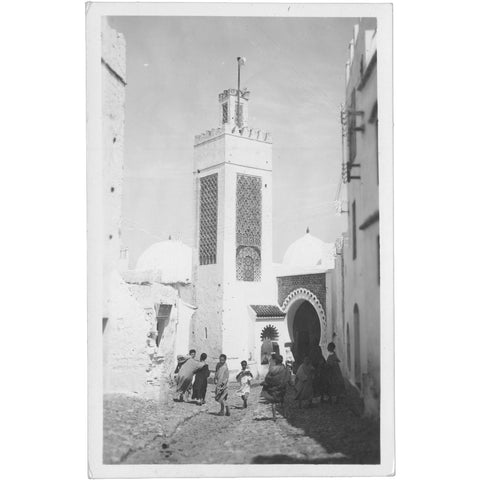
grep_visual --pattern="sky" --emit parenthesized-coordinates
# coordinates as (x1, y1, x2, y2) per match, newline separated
(109, 16, 358, 266)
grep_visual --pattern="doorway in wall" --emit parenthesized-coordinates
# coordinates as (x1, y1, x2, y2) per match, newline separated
(292, 301, 321, 364)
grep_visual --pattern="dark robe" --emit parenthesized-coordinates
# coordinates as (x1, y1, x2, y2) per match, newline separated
(309, 344, 323, 369)
(261, 364, 289, 404)
(191, 364, 210, 401)
(327, 352, 346, 396)
(314, 355, 329, 396)
(294, 362, 315, 401)
(312, 349, 329, 396)
(214, 363, 229, 401)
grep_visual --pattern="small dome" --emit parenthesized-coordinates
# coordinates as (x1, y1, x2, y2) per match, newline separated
(283, 231, 335, 269)
(136, 240, 192, 284)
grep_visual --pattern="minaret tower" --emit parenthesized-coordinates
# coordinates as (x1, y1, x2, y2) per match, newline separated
(191, 61, 274, 364)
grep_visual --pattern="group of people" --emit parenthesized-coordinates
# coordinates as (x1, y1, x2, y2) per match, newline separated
(173, 350, 253, 417)
(294, 341, 346, 408)
(173, 341, 345, 420)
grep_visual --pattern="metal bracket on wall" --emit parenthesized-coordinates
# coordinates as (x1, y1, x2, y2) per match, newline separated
(347, 163, 361, 182)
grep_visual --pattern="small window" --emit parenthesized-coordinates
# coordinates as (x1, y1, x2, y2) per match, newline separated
(243, 255, 254, 281)
(235, 103, 243, 125)
(348, 89, 357, 163)
(155, 304, 172, 347)
(375, 119, 379, 185)
(377, 235, 380, 285)
(352, 200, 357, 260)
(346, 323, 351, 371)
(370, 102, 379, 185)
(354, 304, 361, 387)
(222, 103, 228, 124)
(205, 327, 208, 339)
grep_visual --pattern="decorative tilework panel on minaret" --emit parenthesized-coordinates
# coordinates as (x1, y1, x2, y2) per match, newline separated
(236, 174, 262, 281)
(199, 173, 218, 265)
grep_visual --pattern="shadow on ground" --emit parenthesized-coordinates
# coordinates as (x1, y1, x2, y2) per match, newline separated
(251, 454, 350, 464)
(275, 385, 380, 464)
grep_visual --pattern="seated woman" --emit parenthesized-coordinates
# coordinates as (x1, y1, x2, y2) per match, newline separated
(260, 355, 289, 421)
(294, 356, 315, 408)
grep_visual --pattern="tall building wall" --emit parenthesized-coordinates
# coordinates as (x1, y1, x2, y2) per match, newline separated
(343, 19, 380, 416)
(191, 163, 225, 359)
(101, 18, 126, 318)
(221, 142, 275, 363)
(101, 19, 126, 393)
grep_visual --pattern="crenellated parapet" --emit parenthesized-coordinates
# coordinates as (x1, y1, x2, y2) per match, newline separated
(218, 88, 250, 102)
(194, 123, 272, 146)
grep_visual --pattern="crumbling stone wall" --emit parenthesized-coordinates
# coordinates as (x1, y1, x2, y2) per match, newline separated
(104, 276, 196, 401)
(103, 272, 152, 396)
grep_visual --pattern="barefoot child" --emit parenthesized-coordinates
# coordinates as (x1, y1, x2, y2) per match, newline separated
(214, 354, 230, 416)
(235, 360, 253, 408)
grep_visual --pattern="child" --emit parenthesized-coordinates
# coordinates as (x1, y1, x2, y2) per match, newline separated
(326, 342, 346, 404)
(235, 360, 253, 408)
(214, 354, 230, 416)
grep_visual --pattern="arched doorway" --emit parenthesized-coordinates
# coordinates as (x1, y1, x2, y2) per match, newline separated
(282, 288, 327, 365)
(346, 323, 351, 372)
(354, 304, 361, 387)
(292, 301, 321, 364)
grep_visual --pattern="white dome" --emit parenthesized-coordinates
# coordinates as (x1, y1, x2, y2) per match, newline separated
(283, 231, 335, 269)
(136, 240, 192, 284)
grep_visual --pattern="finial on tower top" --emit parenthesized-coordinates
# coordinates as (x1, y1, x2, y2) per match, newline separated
(306, 226, 310, 234)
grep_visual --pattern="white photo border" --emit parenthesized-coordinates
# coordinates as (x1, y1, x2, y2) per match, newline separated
(86, 2, 394, 477)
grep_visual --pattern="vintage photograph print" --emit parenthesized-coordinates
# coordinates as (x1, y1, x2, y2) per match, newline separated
(87, 3, 393, 477)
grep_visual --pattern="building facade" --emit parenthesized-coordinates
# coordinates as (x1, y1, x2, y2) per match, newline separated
(101, 18, 126, 320)
(341, 19, 380, 417)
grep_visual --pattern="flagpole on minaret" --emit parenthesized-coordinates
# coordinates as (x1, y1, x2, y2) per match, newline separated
(236, 57, 246, 127)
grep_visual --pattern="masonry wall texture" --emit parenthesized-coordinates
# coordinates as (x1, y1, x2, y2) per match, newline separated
(277, 273, 327, 310)
(104, 275, 196, 400)
(101, 18, 126, 318)
(103, 272, 152, 396)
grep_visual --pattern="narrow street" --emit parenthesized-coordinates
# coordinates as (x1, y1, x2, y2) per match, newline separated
(120, 385, 379, 464)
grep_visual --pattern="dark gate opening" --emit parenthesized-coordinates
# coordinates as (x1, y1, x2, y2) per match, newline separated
(292, 301, 321, 365)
